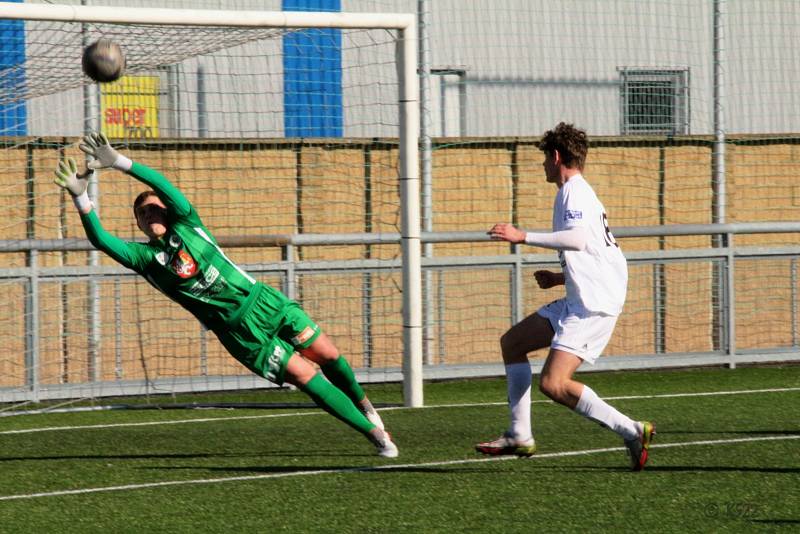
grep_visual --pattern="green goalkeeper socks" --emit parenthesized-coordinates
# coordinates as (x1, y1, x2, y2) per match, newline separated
(299, 373, 374, 435)
(321, 356, 366, 406)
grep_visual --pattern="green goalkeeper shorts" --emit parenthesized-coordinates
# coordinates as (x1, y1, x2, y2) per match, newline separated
(215, 287, 322, 385)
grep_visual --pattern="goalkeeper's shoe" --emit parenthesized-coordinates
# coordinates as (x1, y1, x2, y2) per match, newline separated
(363, 407, 385, 431)
(371, 430, 399, 458)
(625, 421, 656, 471)
(475, 432, 536, 457)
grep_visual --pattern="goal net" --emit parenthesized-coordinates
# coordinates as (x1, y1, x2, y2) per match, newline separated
(6, 0, 800, 414)
(0, 3, 421, 411)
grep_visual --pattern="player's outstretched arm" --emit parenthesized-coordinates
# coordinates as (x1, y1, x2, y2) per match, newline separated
(80, 131, 191, 217)
(489, 222, 587, 251)
(488, 223, 526, 243)
(53, 156, 141, 269)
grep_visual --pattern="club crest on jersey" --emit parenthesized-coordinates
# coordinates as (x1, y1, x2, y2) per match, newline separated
(564, 209, 583, 221)
(171, 249, 197, 278)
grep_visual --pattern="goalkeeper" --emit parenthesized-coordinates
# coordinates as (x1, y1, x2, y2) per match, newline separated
(54, 132, 398, 458)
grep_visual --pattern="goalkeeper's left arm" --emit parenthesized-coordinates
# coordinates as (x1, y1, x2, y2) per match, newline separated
(53, 156, 145, 270)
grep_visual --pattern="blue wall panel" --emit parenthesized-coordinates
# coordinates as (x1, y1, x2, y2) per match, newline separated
(282, 0, 342, 137)
(0, 0, 27, 135)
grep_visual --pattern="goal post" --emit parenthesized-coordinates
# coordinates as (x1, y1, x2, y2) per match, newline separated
(0, 2, 423, 408)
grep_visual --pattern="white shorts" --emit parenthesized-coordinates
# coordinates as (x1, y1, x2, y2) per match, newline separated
(536, 298, 618, 365)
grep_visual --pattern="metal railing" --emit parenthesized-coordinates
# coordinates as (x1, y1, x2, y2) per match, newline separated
(3, 222, 800, 403)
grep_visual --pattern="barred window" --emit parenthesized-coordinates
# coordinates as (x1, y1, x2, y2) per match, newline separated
(619, 68, 689, 135)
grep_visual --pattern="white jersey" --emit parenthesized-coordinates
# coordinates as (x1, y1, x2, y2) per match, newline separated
(553, 174, 627, 316)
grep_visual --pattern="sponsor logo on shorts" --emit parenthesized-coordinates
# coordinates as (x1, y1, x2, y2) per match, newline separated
(266, 345, 285, 382)
(291, 325, 318, 346)
(564, 209, 583, 221)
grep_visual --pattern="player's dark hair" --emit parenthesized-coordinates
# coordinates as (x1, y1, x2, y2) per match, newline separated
(538, 122, 588, 170)
(133, 190, 159, 217)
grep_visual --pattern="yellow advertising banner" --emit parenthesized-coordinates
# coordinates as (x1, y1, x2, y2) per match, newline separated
(100, 76, 160, 139)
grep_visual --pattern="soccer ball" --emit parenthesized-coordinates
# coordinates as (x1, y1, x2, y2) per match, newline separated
(82, 39, 126, 83)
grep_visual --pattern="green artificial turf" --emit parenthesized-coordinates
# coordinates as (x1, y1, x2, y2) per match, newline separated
(0, 365, 798, 533)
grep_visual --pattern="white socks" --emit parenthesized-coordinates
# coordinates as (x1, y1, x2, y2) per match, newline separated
(506, 364, 639, 443)
(574, 385, 639, 441)
(505, 362, 533, 442)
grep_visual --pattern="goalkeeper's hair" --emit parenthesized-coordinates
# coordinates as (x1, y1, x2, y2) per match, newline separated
(133, 190, 158, 216)
(538, 122, 588, 170)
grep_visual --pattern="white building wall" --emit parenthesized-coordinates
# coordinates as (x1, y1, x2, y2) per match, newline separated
(357, 0, 799, 137)
(20, 0, 800, 138)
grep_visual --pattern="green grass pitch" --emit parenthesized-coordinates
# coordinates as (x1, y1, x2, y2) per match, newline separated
(1, 365, 799, 533)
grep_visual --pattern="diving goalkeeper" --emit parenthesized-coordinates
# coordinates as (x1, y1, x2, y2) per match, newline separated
(54, 132, 398, 458)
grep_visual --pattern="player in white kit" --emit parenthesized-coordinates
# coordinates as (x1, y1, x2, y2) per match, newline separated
(475, 122, 655, 471)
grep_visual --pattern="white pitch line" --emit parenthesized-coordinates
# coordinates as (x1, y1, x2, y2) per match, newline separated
(0, 434, 798, 502)
(1, 386, 799, 436)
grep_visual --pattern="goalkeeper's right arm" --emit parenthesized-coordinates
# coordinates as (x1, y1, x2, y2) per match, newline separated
(53, 157, 93, 214)
(79, 210, 142, 270)
(80, 131, 192, 218)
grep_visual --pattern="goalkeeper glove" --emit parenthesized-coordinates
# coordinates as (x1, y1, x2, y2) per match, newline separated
(79, 132, 132, 171)
(54, 157, 93, 213)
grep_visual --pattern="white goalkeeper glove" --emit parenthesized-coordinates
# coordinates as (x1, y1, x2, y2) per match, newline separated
(79, 132, 132, 171)
(54, 157, 93, 213)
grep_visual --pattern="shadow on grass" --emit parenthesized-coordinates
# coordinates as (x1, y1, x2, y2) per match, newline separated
(0, 452, 235, 462)
(149, 464, 366, 474)
(398, 461, 800, 475)
(0, 450, 366, 462)
(518, 464, 800, 475)
(647, 465, 800, 474)
(664, 429, 800, 436)
(147, 464, 474, 475)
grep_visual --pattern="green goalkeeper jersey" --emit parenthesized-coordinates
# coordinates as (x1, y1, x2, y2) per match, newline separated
(80, 161, 290, 332)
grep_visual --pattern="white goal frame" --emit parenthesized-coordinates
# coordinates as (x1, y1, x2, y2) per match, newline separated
(0, 2, 423, 407)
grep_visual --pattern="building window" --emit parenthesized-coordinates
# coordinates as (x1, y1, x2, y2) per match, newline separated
(619, 68, 689, 135)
